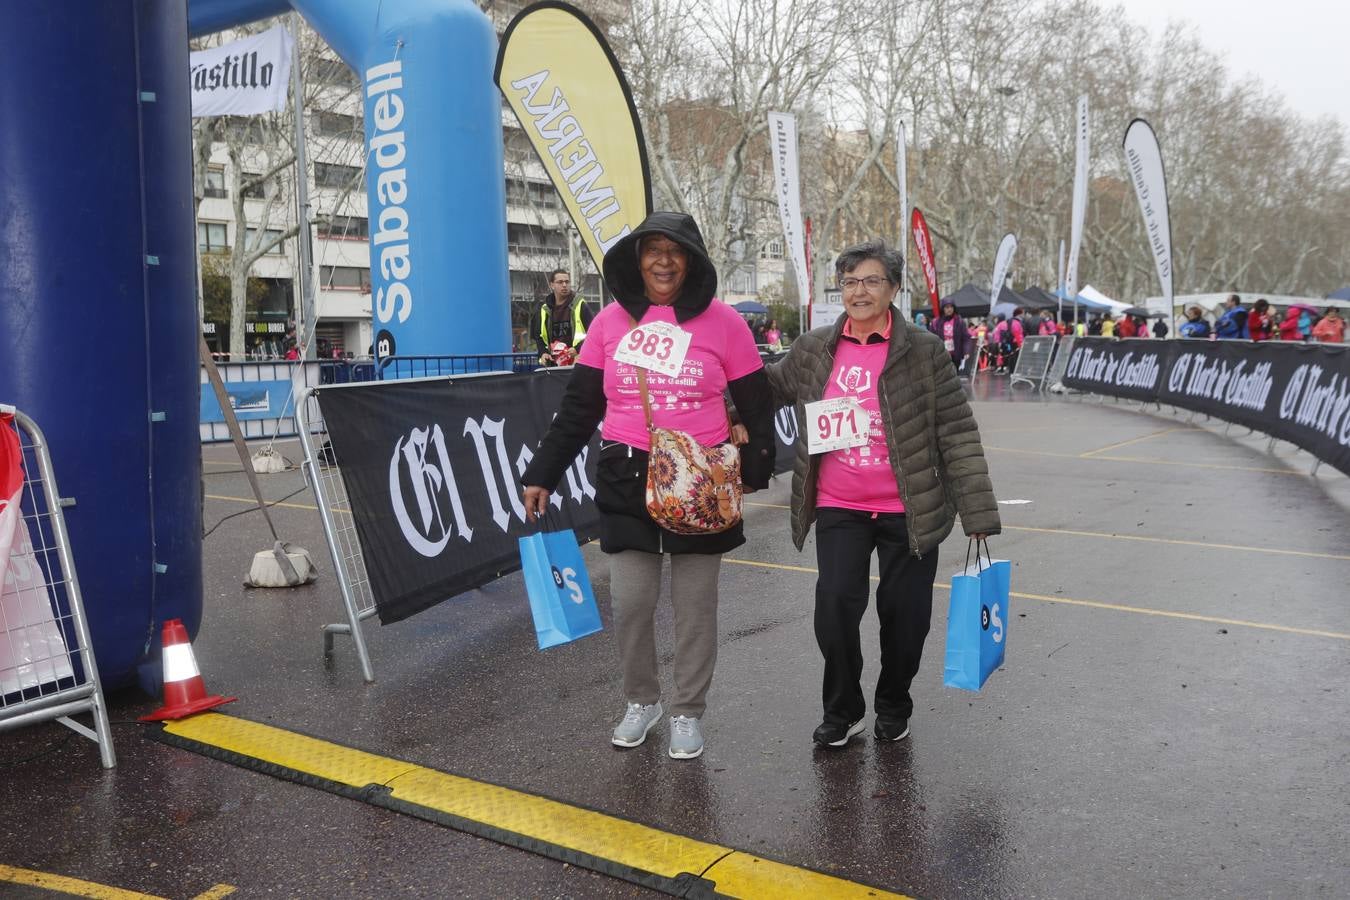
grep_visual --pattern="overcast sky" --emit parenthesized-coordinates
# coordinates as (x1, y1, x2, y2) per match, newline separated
(1115, 0, 1349, 129)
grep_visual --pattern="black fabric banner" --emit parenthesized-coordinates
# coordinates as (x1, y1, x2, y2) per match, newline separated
(317, 369, 601, 625)
(1161, 340, 1350, 475)
(1063, 337, 1350, 476)
(1061, 337, 1177, 402)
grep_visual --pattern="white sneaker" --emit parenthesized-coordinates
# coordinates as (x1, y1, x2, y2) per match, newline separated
(611, 701, 663, 747)
(668, 715, 704, 759)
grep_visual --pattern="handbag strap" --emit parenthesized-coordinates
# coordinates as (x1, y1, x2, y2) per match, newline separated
(627, 314, 733, 437)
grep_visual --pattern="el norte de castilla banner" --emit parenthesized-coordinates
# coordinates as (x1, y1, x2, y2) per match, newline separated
(1062, 337, 1350, 476)
(495, 2, 652, 274)
(316, 367, 799, 625)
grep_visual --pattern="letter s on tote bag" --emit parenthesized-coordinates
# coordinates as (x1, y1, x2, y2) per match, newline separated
(518, 529, 603, 650)
(943, 542, 1010, 691)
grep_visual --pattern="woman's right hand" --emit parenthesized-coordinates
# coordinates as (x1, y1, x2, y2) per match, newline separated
(523, 486, 551, 522)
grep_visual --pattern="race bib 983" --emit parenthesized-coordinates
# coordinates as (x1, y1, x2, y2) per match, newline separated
(613, 321, 692, 378)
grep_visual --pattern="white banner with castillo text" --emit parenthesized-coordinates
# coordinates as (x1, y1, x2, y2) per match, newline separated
(189, 24, 294, 118)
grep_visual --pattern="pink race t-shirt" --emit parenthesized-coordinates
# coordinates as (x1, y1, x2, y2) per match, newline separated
(577, 300, 763, 451)
(815, 321, 904, 514)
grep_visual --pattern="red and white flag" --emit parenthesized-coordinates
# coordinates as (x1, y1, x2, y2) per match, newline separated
(0, 414, 26, 574)
(911, 208, 941, 317)
(0, 414, 73, 695)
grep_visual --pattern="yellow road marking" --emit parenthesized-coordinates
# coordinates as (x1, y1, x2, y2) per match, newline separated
(1079, 426, 1196, 457)
(162, 714, 908, 900)
(191, 888, 238, 900)
(985, 444, 1304, 476)
(0, 864, 168, 900)
(205, 493, 320, 513)
(703, 852, 904, 898)
(720, 558, 1350, 642)
(209, 491, 1346, 565)
(1097, 453, 1304, 475)
(1007, 588, 1350, 641)
(1000, 524, 1350, 562)
(745, 503, 1348, 562)
(984, 445, 1081, 460)
(980, 424, 1115, 433)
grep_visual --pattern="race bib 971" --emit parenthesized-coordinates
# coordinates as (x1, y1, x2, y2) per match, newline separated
(804, 397, 869, 454)
(613, 321, 692, 378)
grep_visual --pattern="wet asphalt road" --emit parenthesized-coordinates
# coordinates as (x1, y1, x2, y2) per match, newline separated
(2, 384, 1348, 899)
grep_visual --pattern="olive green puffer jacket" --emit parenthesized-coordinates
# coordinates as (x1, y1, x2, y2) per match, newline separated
(766, 309, 1001, 555)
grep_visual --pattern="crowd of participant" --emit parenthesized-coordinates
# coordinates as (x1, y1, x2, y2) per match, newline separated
(1177, 295, 1344, 343)
(909, 293, 1346, 375)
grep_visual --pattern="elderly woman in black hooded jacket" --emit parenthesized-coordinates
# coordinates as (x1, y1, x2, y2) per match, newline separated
(520, 212, 775, 761)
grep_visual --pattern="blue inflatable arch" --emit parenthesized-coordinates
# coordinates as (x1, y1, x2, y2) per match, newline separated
(193, 0, 512, 360)
(0, 0, 509, 689)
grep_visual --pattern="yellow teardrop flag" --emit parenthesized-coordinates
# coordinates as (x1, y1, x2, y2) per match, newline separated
(494, 2, 653, 273)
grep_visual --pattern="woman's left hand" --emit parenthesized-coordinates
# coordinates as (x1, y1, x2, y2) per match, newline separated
(970, 532, 989, 541)
(522, 486, 551, 522)
(730, 424, 749, 446)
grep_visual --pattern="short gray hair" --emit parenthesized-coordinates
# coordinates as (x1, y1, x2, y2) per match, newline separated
(834, 240, 904, 286)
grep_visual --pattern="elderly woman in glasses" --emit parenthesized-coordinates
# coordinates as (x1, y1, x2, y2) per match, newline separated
(764, 240, 1001, 749)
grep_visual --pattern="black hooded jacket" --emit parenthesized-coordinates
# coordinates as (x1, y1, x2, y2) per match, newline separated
(520, 211, 776, 555)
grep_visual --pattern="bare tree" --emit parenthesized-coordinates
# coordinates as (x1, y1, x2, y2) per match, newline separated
(619, 0, 849, 283)
(191, 20, 365, 359)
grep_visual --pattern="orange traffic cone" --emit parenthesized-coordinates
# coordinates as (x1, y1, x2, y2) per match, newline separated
(140, 618, 236, 721)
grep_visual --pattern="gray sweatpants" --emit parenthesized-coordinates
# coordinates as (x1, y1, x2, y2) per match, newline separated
(607, 550, 722, 719)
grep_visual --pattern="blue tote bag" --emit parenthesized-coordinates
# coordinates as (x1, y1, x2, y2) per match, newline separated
(943, 540, 1011, 691)
(518, 528, 603, 650)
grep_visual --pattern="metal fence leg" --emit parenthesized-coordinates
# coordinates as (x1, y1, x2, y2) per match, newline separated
(296, 391, 377, 683)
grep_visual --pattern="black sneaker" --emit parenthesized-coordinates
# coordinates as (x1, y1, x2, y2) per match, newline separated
(874, 717, 910, 742)
(813, 719, 864, 748)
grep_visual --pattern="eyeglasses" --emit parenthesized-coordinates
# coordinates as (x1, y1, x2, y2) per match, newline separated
(839, 275, 890, 293)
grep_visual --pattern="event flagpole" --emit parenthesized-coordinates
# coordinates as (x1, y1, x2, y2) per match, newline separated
(896, 119, 911, 321)
(289, 15, 317, 360)
(1058, 239, 1066, 330)
(1067, 94, 1089, 336)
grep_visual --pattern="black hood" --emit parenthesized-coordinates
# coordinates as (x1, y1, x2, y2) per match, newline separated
(602, 211, 718, 323)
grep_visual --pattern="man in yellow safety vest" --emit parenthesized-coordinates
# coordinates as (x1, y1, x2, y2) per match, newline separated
(531, 268, 594, 366)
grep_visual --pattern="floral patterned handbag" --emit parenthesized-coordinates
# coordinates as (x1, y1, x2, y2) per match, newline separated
(636, 366, 743, 535)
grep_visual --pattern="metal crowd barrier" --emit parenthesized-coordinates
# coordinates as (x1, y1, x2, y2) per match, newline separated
(0, 406, 115, 768)
(295, 368, 525, 682)
(200, 360, 377, 443)
(379, 353, 539, 379)
(1010, 335, 1060, 391)
(1045, 335, 1076, 390)
(294, 387, 377, 683)
(317, 361, 378, 385)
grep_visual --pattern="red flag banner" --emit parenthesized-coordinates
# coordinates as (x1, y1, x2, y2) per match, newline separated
(0, 415, 25, 571)
(911, 208, 940, 316)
